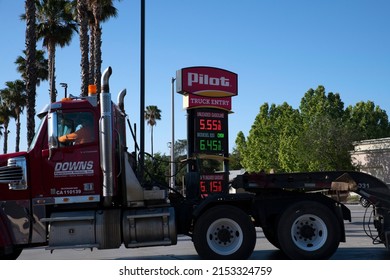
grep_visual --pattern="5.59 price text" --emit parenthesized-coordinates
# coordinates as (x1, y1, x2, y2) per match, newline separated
(199, 119, 222, 131)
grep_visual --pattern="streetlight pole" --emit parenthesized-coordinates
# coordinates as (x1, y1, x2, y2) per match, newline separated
(171, 77, 176, 190)
(60, 83, 68, 98)
(139, 0, 145, 180)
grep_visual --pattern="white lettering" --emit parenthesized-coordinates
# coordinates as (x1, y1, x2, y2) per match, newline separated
(188, 73, 198, 86)
(54, 161, 94, 177)
(187, 72, 230, 87)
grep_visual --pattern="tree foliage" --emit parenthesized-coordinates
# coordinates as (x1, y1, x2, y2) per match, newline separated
(0, 80, 28, 153)
(144, 105, 162, 157)
(236, 85, 390, 173)
(34, 0, 77, 103)
(236, 102, 301, 172)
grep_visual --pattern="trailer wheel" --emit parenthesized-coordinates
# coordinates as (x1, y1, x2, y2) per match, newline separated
(193, 205, 256, 259)
(277, 201, 340, 260)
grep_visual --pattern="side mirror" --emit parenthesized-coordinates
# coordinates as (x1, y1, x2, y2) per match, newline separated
(48, 135, 58, 150)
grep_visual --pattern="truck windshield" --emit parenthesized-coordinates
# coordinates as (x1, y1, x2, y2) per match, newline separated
(57, 112, 95, 146)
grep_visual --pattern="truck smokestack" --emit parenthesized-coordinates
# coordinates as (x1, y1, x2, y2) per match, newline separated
(100, 67, 114, 206)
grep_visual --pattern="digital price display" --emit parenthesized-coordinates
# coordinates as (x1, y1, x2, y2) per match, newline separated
(200, 173, 227, 195)
(193, 108, 228, 154)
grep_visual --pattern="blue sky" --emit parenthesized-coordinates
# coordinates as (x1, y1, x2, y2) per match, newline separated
(0, 0, 389, 155)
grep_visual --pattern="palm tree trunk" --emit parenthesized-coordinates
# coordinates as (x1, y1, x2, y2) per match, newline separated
(151, 125, 154, 157)
(3, 122, 8, 154)
(48, 42, 57, 103)
(24, 0, 37, 147)
(91, 0, 102, 92)
(94, 24, 102, 93)
(15, 114, 21, 152)
(89, 24, 95, 85)
(78, 0, 89, 97)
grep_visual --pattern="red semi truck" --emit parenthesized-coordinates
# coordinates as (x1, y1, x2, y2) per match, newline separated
(1, 67, 390, 260)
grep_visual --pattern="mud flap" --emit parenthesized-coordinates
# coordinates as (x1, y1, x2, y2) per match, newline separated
(385, 231, 390, 251)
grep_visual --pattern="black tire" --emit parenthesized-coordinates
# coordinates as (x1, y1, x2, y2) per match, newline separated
(193, 205, 256, 259)
(277, 201, 341, 260)
(0, 247, 23, 260)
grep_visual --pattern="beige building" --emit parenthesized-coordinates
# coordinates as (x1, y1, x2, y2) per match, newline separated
(351, 137, 390, 185)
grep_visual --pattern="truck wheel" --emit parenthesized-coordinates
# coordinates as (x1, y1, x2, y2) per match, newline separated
(193, 205, 256, 259)
(277, 201, 340, 260)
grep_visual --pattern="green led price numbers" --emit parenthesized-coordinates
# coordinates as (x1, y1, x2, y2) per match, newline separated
(199, 139, 222, 152)
(193, 108, 228, 154)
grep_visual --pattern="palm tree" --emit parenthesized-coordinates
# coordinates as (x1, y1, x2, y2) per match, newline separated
(73, 0, 118, 94)
(89, 0, 118, 92)
(35, 0, 77, 103)
(144, 105, 162, 157)
(0, 81, 28, 152)
(15, 50, 49, 87)
(76, 0, 89, 96)
(23, 0, 38, 146)
(0, 101, 15, 154)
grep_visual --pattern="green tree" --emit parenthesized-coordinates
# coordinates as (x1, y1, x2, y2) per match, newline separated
(277, 106, 303, 172)
(0, 80, 28, 152)
(35, 0, 77, 103)
(299, 85, 345, 122)
(235, 85, 390, 173)
(346, 101, 390, 140)
(296, 114, 355, 171)
(174, 139, 187, 157)
(235, 131, 247, 169)
(23, 0, 38, 146)
(228, 146, 243, 170)
(237, 102, 300, 172)
(173, 139, 188, 190)
(143, 152, 170, 187)
(298, 86, 355, 171)
(144, 105, 162, 157)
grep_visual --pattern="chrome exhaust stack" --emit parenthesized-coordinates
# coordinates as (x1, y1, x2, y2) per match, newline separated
(100, 67, 114, 206)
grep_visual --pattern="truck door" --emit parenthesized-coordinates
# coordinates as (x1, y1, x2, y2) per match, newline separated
(42, 111, 101, 204)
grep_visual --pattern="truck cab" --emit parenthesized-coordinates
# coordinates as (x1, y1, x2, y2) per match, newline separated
(0, 68, 176, 259)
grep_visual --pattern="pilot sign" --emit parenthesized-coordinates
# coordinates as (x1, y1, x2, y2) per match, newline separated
(193, 108, 228, 154)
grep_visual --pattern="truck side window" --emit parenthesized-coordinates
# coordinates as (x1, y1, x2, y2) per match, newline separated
(57, 112, 95, 146)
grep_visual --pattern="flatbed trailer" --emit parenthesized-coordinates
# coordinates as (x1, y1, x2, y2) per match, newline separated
(230, 170, 390, 256)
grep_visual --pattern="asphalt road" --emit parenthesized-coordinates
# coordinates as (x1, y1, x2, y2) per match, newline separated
(18, 203, 390, 260)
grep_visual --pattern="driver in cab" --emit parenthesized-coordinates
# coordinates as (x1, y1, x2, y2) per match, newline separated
(58, 115, 94, 145)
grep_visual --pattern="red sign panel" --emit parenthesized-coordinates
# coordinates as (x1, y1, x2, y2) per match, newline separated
(199, 173, 228, 195)
(176, 67, 238, 97)
(183, 94, 232, 111)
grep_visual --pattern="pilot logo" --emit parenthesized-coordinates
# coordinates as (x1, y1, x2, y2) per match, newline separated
(187, 72, 230, 87)
(54, 161, 94, 177)
(176, 67, 238, 97)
